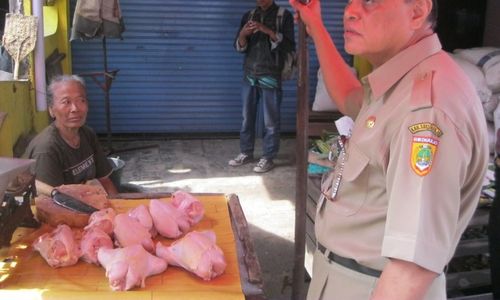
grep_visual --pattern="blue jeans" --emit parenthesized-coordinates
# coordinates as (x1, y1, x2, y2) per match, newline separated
(240, 79, 282, 160)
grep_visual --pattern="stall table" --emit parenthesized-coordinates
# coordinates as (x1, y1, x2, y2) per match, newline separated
(0, 193, 264, 300)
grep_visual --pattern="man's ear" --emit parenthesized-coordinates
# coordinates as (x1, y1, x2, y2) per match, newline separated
(48, 107, 54, 119)
(411, 0, 432, 30)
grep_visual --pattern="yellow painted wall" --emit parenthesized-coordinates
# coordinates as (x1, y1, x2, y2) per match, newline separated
(0, 82, 33, 157)
(0, 0, 73, 157)
(42, 1, 72, 74)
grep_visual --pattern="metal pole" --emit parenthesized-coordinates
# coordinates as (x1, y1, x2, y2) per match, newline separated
(33, 0, 47, 111)
(102, 37, 113, 152)
(292, 19, 309, 300)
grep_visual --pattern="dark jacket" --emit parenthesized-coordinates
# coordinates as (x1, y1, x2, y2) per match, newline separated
(234, 3, 295, 79)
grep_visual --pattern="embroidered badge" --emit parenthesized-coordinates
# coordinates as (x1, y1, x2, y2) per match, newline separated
(408, 122, 443, 137)
(411, 136, 439, 176)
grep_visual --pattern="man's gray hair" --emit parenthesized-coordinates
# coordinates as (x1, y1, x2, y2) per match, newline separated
(405, 0, 438, 30)
(46, 75, 86, 107)
(428, 0, 438, 30)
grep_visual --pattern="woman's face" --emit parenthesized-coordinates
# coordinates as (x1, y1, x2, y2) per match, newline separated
(49, 81, 88, 130)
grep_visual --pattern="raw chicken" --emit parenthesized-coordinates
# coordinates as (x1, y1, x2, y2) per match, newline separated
(171, 190, 205, 225)
(84, 208, 116, 235)
(33, 224, 82, 268)
(113, 213, 155, 252)
(97, 244, 167, 291)
(80, 227, 114, 265)
(57, 184, 110, 209)
(156, 230, 226, 280)
(128, 204, 157, 237)
(149, 199, 190, 239)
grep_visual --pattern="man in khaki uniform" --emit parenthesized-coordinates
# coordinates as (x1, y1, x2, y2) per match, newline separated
(290, 0, 488, 299)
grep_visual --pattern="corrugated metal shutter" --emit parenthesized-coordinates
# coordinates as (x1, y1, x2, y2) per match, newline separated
(70, 0, 349, 134)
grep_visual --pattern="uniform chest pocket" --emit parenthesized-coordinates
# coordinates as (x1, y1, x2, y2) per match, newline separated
(328, 142, 371, 216)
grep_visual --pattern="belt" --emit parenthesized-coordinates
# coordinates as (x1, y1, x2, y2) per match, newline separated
(317, 243, 382, 278)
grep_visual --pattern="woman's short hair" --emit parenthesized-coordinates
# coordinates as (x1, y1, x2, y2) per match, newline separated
(46, 75, 86, 107)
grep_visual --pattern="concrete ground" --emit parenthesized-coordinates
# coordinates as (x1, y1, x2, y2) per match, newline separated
(111, 137, 301, 299)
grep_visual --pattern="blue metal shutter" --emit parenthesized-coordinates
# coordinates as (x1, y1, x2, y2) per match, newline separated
(70, 0, 349, 134)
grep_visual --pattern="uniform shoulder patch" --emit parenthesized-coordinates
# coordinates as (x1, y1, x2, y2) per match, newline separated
(411, 136, 439, 176)
(408, 122, 443, 137)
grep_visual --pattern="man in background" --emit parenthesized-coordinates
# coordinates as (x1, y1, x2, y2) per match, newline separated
(229, 0, 295, 173)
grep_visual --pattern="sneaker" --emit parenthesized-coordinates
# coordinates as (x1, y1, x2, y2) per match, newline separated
(253, 158, 274, 173)
(228, 153, 253, 166)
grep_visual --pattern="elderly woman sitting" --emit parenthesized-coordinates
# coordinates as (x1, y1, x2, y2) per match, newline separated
(23, 75, 118, 195)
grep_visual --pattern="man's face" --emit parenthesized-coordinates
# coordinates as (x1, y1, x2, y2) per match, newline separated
(49, 81, 89, 130)
(343, 0, 416, 65)
(256, 0, 273, 10)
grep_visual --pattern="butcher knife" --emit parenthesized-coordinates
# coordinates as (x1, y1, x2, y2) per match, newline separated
(51, 189, 99, 214)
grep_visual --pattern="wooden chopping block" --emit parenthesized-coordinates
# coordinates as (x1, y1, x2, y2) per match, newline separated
(34, 184, 110, 227)
(35, 195, 90, 227)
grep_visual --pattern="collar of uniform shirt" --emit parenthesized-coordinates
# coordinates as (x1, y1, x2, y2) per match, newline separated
(366, 33, 442, 101)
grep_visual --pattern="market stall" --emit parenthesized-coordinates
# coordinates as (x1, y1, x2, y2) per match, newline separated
(0, 162, 264, 299)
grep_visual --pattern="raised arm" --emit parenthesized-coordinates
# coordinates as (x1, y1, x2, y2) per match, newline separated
(290, 0, 363, 119)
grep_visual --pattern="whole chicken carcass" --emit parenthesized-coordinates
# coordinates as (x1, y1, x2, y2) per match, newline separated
(84, 208, 116, 235)
(113, 213, 155, 252)
(97, 244, 167, 291)
(128, 204, 157, 237)
(149, 199, 190, 239)
(33, 224, 82, 268)
(80, 227, 114, 265)
(171, 190, 205, 225)
(156, 230, 227, 280)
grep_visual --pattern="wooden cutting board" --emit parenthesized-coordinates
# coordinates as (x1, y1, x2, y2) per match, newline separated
(0, 195, 245, 300)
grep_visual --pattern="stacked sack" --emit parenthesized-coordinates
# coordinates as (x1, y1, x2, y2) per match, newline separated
(312, 67, 357, 112)
(451, 47, 500, 154)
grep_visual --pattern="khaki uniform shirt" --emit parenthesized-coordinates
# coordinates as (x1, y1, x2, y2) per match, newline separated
(315, 34, 488, 274)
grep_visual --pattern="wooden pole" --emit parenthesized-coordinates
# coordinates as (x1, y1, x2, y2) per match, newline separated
(292, 19, 309, 300)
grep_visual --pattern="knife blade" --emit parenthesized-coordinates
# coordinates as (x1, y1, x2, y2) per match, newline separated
(51, 189, 99, 214)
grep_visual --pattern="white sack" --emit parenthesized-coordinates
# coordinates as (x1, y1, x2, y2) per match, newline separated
(488, 121, 496, 154)
(484, 94, 499, 122)
(454, 47, 500, 93)
(312, 67, 357, 112)
(493, 94, 500, 143)
(450, 54, 492, 103)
